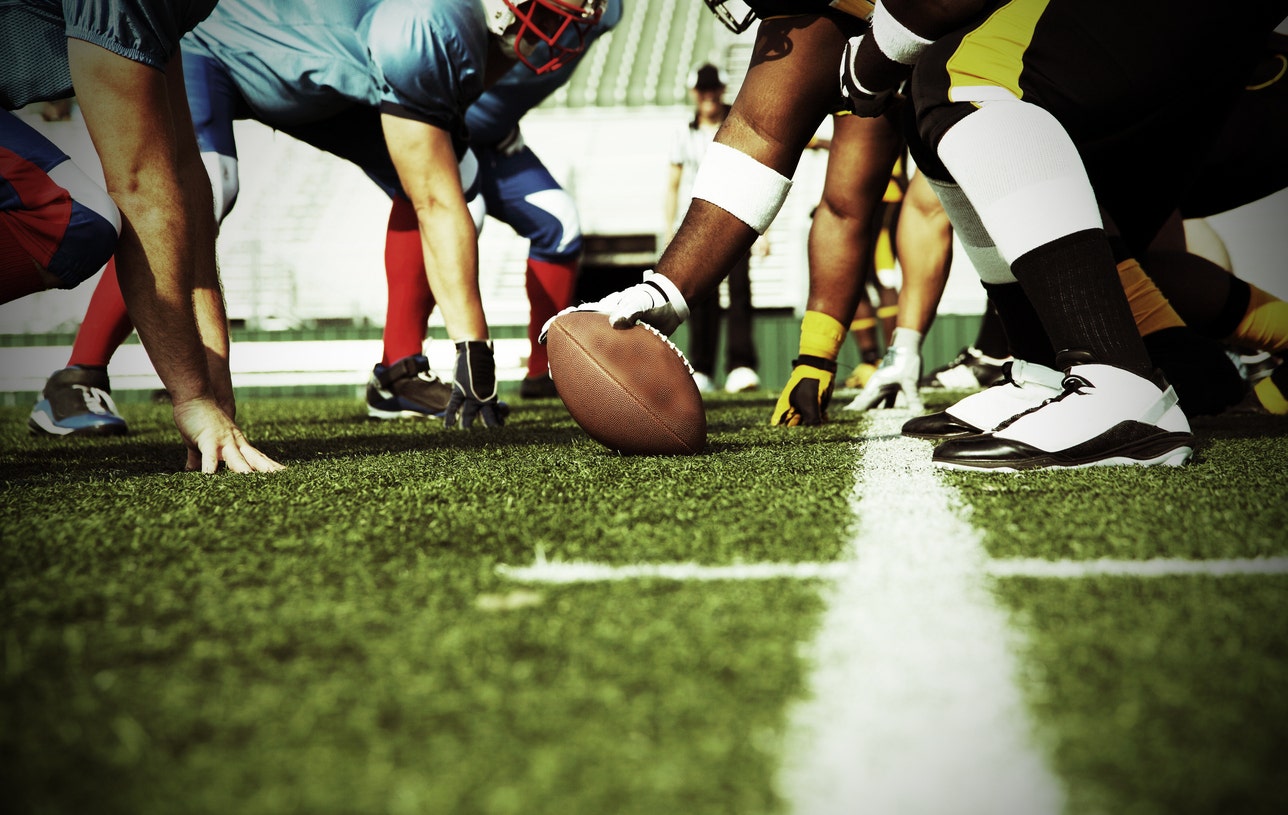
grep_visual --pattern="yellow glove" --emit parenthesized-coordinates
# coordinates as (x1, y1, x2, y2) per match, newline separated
(770, 355, 838, 426)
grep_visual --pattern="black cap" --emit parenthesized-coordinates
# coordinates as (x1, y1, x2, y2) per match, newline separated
(691, 63, 725, 91)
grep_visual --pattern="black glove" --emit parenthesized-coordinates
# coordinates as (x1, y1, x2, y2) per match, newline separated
(444, 340, 505, 429)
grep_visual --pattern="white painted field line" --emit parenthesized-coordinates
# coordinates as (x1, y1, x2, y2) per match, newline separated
(776, 413, 1063, 815)
(498, 556, 1288, 583)
(988, 557, 1288, 578)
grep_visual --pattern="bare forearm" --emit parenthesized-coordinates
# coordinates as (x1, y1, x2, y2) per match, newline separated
(418, 199, 487, 340)
(112, 190, 214, 404)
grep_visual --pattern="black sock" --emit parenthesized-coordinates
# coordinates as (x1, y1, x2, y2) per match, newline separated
(1010, 229, 1153, 377)
(981, 282, 1056, 368)
(974, 302, 1011, 358)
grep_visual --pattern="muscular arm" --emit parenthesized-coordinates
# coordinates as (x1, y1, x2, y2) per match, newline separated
(381, 114, 487, 340)
(68, 40, 213, 405)
(68, 40, 281, 473)
(656, 16, 854, 302)
(169, 52, 236, 419)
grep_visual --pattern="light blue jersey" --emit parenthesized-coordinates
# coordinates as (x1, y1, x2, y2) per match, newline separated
(184, 0, 489, 145)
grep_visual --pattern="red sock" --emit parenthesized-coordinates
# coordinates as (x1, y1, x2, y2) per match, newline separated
(0, 219, 49, 303)
(68, 257, 133, 367)
(382, 196, 434, 366)
(525, 256, 579, 378)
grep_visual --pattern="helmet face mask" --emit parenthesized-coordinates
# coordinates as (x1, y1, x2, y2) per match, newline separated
(484, 0, 606, 74)
(703, 0, 756, 34)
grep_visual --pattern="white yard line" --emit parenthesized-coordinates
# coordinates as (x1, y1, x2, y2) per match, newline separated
(498, 556, 1288, 583)
(987, 557, 1288, 578)
(496, 423, 1286, 814)
(775, 414, 1063, 815)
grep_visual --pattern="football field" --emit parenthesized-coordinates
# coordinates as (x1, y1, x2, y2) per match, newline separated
(2, 393, 1286, 815)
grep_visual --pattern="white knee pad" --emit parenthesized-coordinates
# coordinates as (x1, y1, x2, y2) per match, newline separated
(524, 187, 581, 255)
(201, 152, 239, 223)
(47, 159, 120, 236)
(936, 98, 1101, 264)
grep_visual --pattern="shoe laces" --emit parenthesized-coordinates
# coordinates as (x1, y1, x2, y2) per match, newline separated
(75, 385, 118, 415)
(991, 373, 1091, 432)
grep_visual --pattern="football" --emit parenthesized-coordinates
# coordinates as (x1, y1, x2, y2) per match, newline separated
(545, 311, 706, 455)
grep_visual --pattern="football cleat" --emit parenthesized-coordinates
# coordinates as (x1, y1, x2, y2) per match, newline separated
(519, 372, 559, 399)
(919, 346, 1011, 390)
(932, 363, 1194, 472)
(29, 366, 129, 437)
(723, 366, 760, 393)
(902, 359, 1064, 440)
(692, 371, 716, 394)
(366, 354, 452, 419)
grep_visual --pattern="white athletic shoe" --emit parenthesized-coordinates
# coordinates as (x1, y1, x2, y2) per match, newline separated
(723, 366, 760, 393)
(932, 363, 1194, 471)
(692, 372, 715, 393)
(901, 359, 1065, 440)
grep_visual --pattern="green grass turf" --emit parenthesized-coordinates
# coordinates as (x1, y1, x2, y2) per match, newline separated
(942, 410, 1288, 561)
(994, 577, 1288, 815)
(3, 394, 1287, 814)
(1, 397, 853, 815)
(943, 402, 1288, 815)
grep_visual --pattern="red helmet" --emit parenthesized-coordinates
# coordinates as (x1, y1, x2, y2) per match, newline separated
(483, 0, 607, 74)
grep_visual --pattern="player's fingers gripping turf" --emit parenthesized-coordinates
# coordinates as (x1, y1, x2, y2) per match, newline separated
(844, 346, 925, 413)
(446, 340, 504, 429)
(771, 357, 837, 426)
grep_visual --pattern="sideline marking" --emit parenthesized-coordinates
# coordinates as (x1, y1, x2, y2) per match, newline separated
(498, 556, 1288, 583)
(773, 413, 1064, 815)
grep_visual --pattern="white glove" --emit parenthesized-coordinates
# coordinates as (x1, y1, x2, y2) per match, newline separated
(539, 270, 690, 341)
(843, 328, 925, 413)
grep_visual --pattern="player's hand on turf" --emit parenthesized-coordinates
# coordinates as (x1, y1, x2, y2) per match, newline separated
(842, 344, 925, 413)
(538, 270, 690, 341)
(173, 397, 285, 474)
(839, 35, 901, 118)
(445, 340, 505, 429)
(770, 356, 838, 426)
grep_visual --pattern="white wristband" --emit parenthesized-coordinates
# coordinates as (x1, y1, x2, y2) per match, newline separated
(873, 2, 933, 65)
(689, 142, 792, 234)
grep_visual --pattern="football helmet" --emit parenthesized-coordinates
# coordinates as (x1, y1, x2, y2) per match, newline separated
(703, 0, 756, 33)
(482, 0, 606, 74)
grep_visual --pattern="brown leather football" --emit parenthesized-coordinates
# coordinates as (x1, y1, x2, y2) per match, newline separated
(546, 311, 706, 455)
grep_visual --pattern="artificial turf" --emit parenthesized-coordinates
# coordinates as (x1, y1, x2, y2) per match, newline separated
(2, 395, 1286, 814)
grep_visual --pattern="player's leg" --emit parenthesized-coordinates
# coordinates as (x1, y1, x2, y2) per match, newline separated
(29, 46, 243, 436)
(722, 251, 760, 392)
(285, 108, 463, 419)
(479, 142, 583, 398)
(2, 109, 127, 435)
(659, 13, 864, 307)
(906, 5, 1212, 469)
(773, 107, 902, 425)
